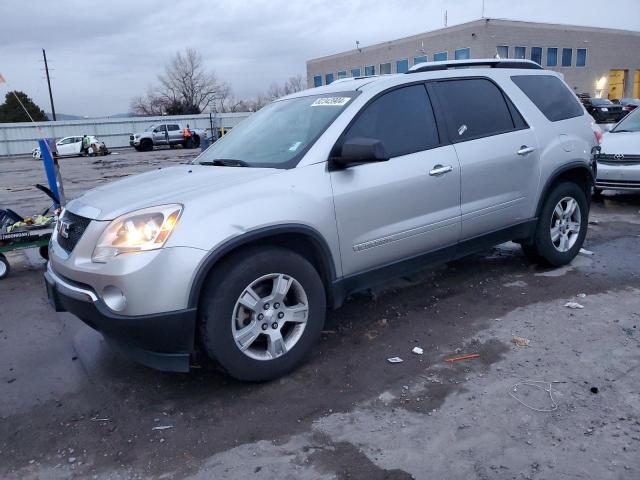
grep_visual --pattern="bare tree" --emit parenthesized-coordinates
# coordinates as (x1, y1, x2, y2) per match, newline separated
(130, 48, 222, 116)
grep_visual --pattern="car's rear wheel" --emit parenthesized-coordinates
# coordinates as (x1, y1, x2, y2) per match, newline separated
(521, 181, 588, 266)
(199, 247, 326, 381)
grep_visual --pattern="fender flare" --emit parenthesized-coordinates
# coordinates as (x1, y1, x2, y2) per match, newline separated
(535, 161, 595, 218)
(187, 224, 337, 309)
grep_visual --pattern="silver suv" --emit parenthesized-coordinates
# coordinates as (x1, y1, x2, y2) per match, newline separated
(45, 59, 597, 381)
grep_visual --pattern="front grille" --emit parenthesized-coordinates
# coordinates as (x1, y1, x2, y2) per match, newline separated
(597, 153, 640, 165)
(596, 179, 640, 190)
(57, 211, 91, 253)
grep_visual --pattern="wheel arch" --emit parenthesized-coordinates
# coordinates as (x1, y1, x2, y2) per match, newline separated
(535, 162, 594, 218)
(188, 225, 338, 310)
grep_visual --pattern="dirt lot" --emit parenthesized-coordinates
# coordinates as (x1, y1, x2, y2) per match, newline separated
(1, 149, 639, 479)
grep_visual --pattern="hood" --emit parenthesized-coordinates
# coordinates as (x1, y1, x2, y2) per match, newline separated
(66, 165, 279, 220)
(601, 131, 640, 155)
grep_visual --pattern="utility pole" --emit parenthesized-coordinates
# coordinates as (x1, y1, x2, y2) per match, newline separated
(42, 49, 56, 121)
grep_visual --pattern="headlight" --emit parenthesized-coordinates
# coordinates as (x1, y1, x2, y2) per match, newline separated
(92, 204, 182, 263)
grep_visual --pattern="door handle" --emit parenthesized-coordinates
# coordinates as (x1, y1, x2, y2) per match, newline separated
(517, 145, 535, 156)
(429, 164, 453, 176)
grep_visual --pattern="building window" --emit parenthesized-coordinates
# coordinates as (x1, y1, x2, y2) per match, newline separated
(413, 55, 428, 65)
(396, 58, 409, 73)
(514, 46, 526, 59)
(576, 48, 587, 67)
(313, 75, 322, 87)
(561, 48, 572, 67)
(325, 73, 334, 84)
(496, 45, 509, 59)
(351, 67, 361, 77)
(364, 65, 375, 76)
(433, 51, 448, 62)
(455, 48, 470, 60)
(337, 70, 347, 79)
(380, 63, 391, 75)
(547, 48, 558, 67)
(531, 47, 543, 65)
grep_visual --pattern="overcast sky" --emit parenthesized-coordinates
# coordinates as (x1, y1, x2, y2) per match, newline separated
(0, 0, 638, 117)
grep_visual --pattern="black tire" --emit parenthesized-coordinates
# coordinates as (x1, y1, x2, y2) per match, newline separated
(184, 137, 194, 149)
(141, 139, 153, 152)
(39, 245, 49, 260)
(192, 135, 200, 148)
(521, 181, 589, 267)
(0, 254, 10, 280)
(134, 146, 142, 152)
(592, 188, 603, 199)
(199, 247, 326, 381)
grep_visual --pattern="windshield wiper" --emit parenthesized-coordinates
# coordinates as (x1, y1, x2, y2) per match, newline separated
(199, 159, 251, 167)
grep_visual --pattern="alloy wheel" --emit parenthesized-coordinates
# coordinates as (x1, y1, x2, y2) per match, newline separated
(550, 196, 581, 252)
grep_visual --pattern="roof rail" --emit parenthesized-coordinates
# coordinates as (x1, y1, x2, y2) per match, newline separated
(406, 58, 543, 74)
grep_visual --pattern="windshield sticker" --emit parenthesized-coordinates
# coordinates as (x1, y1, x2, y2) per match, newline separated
(311, 97, 351, 107)
(288, 141, 302, 152)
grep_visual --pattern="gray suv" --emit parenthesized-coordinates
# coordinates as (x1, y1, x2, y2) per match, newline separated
(45, 59, 597, 381)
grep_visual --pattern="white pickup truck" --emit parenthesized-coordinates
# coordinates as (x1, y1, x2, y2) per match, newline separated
(129, 123, 206, 151)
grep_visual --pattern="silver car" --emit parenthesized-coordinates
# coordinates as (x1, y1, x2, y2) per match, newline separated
(45, 59, 597, 381)
(595, 107, 640, 193)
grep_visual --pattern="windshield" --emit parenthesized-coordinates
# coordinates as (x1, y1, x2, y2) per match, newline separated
(591, 99, 613, 106)
(194, 93, 357, 168)
(144, 124, 158, 132)
(612, 108, 640, 133)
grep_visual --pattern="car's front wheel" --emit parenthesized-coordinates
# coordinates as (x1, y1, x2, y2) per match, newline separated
(199, 247, 326, 381)
(521, 181, 589, 266)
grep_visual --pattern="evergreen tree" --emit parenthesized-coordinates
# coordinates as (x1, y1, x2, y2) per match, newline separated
(0, 91, 48, 123)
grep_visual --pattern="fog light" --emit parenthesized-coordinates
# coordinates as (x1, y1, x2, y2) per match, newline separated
(103, 285, 126, 312)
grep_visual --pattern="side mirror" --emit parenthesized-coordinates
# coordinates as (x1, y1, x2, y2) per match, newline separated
(331, 137, 389, 168)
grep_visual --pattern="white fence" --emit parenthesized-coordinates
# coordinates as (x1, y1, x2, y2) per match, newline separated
(0, 112, 251, 157)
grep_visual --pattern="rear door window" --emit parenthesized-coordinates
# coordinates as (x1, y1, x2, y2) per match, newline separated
(341, 84, 439, 158)
(511, 75, 584, 122)
(167, 124, 180, 131)
(433, 78, 517, 141)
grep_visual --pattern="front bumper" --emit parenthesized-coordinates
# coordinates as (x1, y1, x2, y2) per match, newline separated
(44, 262, 196, 372)
(596, 161, 640, 191)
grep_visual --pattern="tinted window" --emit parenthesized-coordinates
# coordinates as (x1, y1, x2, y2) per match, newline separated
(350, 68, 361, 77)
(531, 47, 543, 65)
(396, 59, 409, 73)
(433, 52, 447, 61)
(337, 71, 347, 79)
(512, 75, 584, 122)
(435, 78, 516, 141)
(561, 48, 572, 67)
(364, 65, 375, 76)
(380, 63, 391, 75)
(325, 73, 334, 85)
(547, 48, 558, 66)
(313, 75, 322, 87)
(455, 48, 470, 60)
(514, 46, 526, 59)
(414, 55, 427, 65)
(167, 124, 180, 131)
(576, 49, 587, 67)
(342, 85, 439, 158)
(496, 46, 509, 58)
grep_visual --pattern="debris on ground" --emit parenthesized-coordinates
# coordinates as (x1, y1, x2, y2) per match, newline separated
(564, 301, 585, 309)
(590, 387, 599, 394)
(90, 417, 109, 422)
(387, 357, 404, 364)
(444, 353, 480, 363)
(577, 293, 587, 298)
(151, 425, 173, 431)
(509, 380, 561, 412)
(412, 347, 424, 355)
(512, 336, 530, 347)
(579, 248, 594, 255)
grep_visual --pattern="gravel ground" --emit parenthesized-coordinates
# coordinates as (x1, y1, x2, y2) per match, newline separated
(1, 150, 639, 479)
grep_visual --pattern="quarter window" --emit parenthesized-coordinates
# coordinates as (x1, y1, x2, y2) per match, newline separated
(342, 85, 439, 158)
(496, 45, 509, 58)
(547, 48, 558, 67)
(514, 46, 526, 59)
(576, 48, 587, 67)
(435, 78, 518, 141)
(531, 47, 543, 65)
(512, 75, 584, 122)
(396, 58, 409, 73)
(455, 48, 470, 60)
(561, 48, 572, 67)
(313, 75, 322, 87)
(380, 63, 391, 75)
(413, 55, 428, 65)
